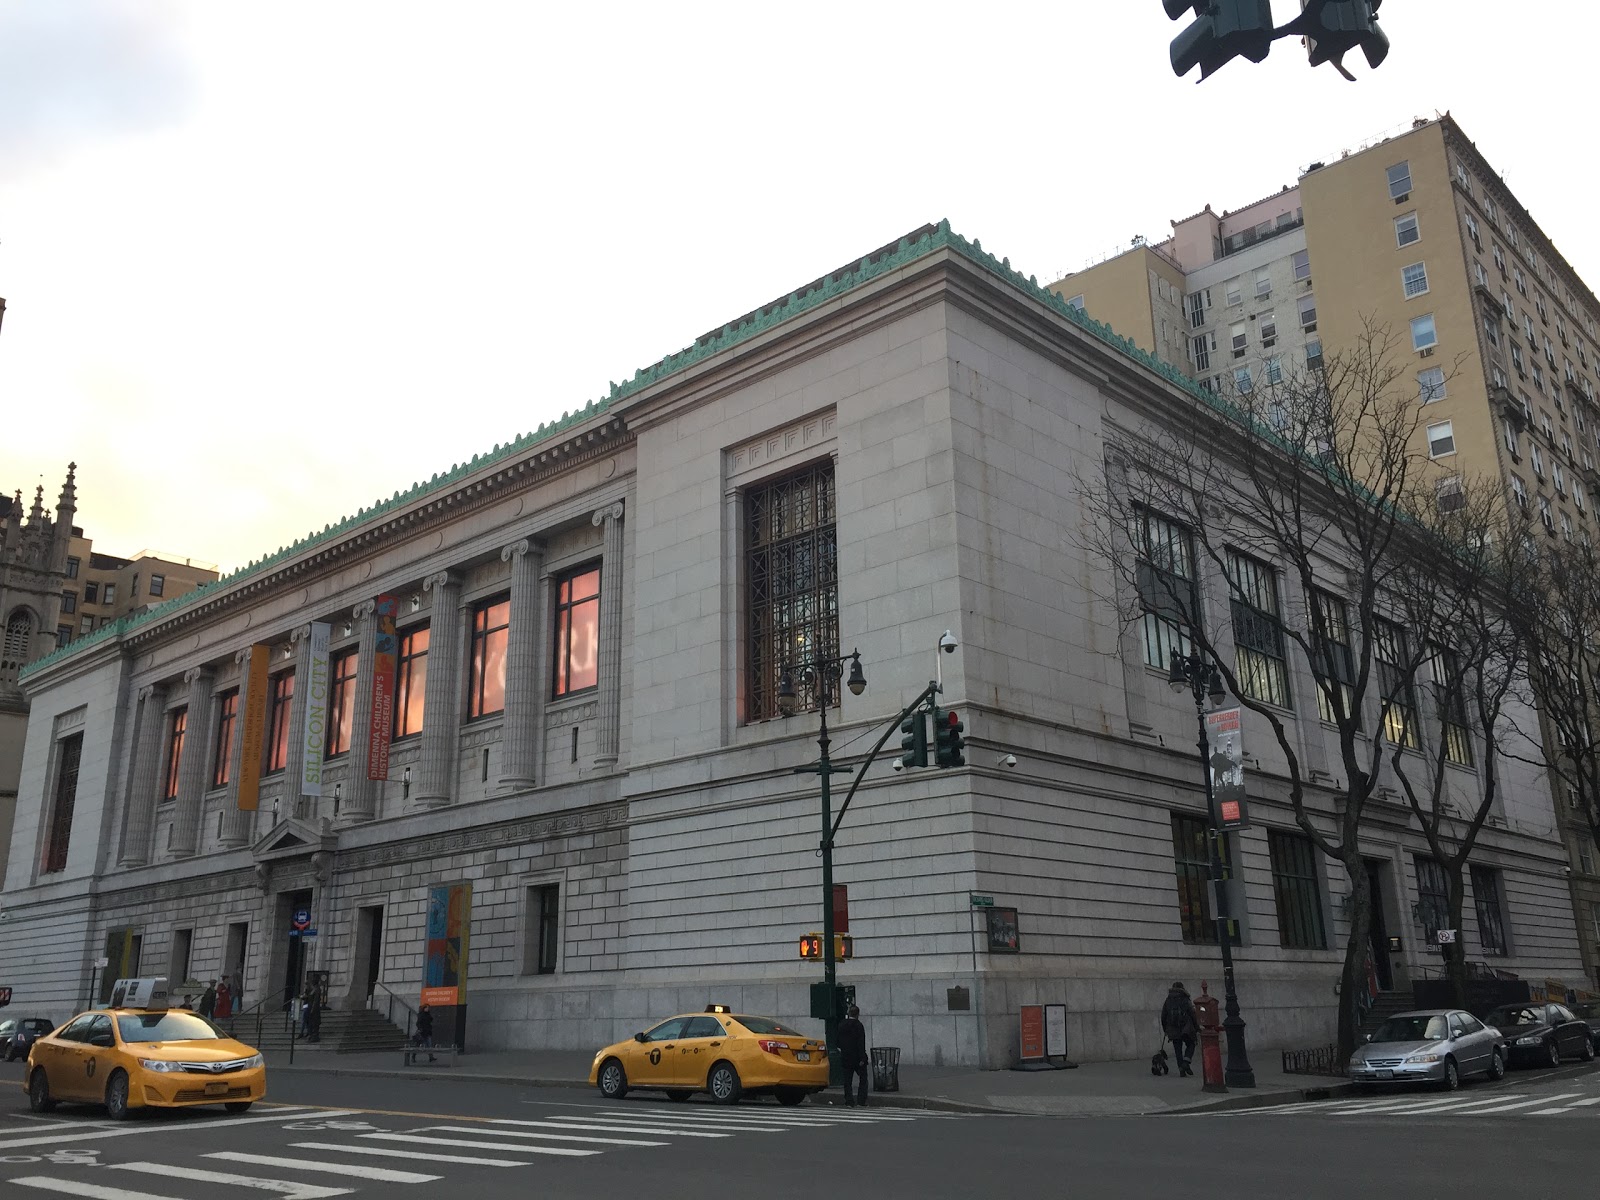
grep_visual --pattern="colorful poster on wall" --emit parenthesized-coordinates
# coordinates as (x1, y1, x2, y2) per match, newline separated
(300, 622, 330, 797)
(987, 906, 1020, 953)
(368, 595, 398, 781)
(236, 644, 271, 812)
(1019, 1005, 1045, 1061)
(423, 882, 472, 1006)
(1205, 706, 1250, 831)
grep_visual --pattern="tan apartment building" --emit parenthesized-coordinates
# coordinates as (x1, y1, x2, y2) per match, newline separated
(1051, 112, 1600, 988)
(62, 536, 219, 645)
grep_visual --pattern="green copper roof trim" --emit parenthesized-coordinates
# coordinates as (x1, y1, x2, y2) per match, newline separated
(22, 220, 1220, 682)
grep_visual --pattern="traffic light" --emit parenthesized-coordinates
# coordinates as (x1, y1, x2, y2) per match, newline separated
(798, 932, 824, 960)
(1164, 0, 1274, 80)
(834, 933, 854, 960)
(934, 707, 966, 768)
(899, 709, 929, 769)
(1297, 1, 1389, 74)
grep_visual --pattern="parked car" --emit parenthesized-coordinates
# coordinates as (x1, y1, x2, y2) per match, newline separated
(0, 1018, 56, 1062)
(1348, 1008, 1505, 1090)
(1483, 1002, 1596, 1068)
(1569, 1000, 1600, 1052)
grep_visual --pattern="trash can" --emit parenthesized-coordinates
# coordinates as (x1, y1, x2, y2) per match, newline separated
(870, 1046, 900, 1092)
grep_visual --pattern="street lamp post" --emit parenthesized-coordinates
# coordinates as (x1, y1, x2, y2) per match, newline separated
(1169, 648, 1256, 1089)
(778, 649, 867, 1081)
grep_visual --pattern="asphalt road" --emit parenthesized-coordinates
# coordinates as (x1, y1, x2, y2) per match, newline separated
(1, 1058, 1595, 1200)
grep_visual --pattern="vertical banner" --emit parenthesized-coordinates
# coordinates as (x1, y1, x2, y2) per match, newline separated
(301, 621, 331, 797)
(236, 644, 271, 812)
(368, 594, 398, 781)
(1205, 706, 1250, 831)
(422, 882, 472, 1051)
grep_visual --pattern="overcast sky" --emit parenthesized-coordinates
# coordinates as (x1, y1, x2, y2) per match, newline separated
(3, 0, 1598, 573)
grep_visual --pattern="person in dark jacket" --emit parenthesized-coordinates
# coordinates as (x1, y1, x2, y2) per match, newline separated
(1161, 981, 1200, 1077)
(198, 982, 217, 1019)
(416, 1004, 436, 1062)
(837, 1005, 869, 1106)
(303, 986, 322, 1042)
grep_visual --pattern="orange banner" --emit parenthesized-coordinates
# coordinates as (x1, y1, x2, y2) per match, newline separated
(236, 644, 271, 811)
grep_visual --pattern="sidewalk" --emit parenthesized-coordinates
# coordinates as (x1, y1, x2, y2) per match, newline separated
(264, 1046, 1354, 1116)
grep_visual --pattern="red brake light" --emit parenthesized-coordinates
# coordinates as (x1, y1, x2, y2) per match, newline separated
(758, 1039, 791, 1054)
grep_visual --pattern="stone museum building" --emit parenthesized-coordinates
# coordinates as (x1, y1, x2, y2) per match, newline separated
(0, 223, 1585, 1065)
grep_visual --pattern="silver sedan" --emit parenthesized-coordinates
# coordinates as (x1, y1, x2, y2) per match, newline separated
(1348, 1008, 1506, 1090)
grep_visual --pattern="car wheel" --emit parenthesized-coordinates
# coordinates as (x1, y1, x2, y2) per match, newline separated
(1548, 1039, 1562, 1068)
(665, 1090, 693, 1103)
(1581, 1038, 1595, 1063)
(598, 1058, 629, 1100)
(1488, 1049, 1506, 1081)
(225, 1102, 254, 1114)
(104, 1070, 131, 1122)
(775, 1087, 807, 1107)
(28, 1069, 57, 1114)
(707, 1061, 743, 1106)
(1441, 1057, 1460, 1091)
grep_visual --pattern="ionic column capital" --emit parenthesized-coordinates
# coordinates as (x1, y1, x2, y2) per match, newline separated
(592, 500, 625, 527)
(501, 537, 546, 563)
(137, 683, 167, 704)
(352, 598, 377, 621)
(423, 569, 461, 594)
(183, 666, 213, 686)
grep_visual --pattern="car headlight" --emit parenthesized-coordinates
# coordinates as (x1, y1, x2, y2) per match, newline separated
(139, 1059, 185, 1073)
(1406, 1053, 1444, 1063)
(1515, 1035, 1543, 1045)
(241, 1054, 265, 1070)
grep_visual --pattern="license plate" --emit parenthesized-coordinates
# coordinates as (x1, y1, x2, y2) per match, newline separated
(1377, 1070, 1394, 1080)
(796, 1051, 811, 1062)
(205, 1081, 229, 1096)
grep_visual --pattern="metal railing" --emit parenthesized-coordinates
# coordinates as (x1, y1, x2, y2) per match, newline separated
(1281, 1044, 1347, 1077)
(372, 980, 416, 1041)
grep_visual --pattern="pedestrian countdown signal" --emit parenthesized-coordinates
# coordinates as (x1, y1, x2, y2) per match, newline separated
(798, 932, 854, 960)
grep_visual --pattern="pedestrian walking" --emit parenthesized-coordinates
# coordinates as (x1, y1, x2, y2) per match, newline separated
(837, 1004, 869, 1107)
(415, 1004, 437, 1062)
(1160, 981, 1200, 1077)
(215, 979, 233, 1020)
(304, 986, 322, 1043)
(198, 981, 217, 1018)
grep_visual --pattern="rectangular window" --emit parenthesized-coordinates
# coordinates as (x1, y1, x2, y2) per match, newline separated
(1234, 366, 1253, 393)
(1065, 294, 1085, 311)
(170, 928, 193, 985)
(1395, 213, 1420, 247)
(1226, 550, 1289, 708)
(395, 625, 429, 738)
(1135, 508, 1200, 669)
(1436, 475, 1466, 514)
(212, 690, 238, 788)
(469, 595, 511, 719)
(163, 708, 187, 800)
(1473, 261, 1489, 289)
(746, 461, 839, 721)
(267, 671, 294, 773)
(1376, 618, 1418, 749)
(553, 568, 601, 698)
(1466, 214, 1480, 247)
(1511, 343, 1525, 375)
(1269, 830, 1326, 950)
(1264, 356, 1282, 386)
(1254, 267, 1272, 298)
(149, 574, 165, 598)
(1532, 444, 1545, 478)
(84, 581, 99, 604)
(1427, 420, 1456, 458)
(103, 583, 115, 606)
(1483, 312, 1500, 348)
(526, 884, 560, 975)
(1431, 645, 1473, 766)
(1414, 857, 1450, 945)
(60, 591, 77, 615)
(1312, 590, 1355, 724)
(1402, 262, 1429, 298)
(1386, 161, 1411, 199)
(1190, 333, 1213, 370)
(1418, 366, 1447, 403)
(65, 557, 80, 580)
(42, 733, 83, 874)
(1411, 313, 1438, 350)
(1260, 313, 1277, 348)
(1306, 339, 1324, 370)
(328, 649, 358, 756)
(1297, 294, 1317, 332)
(1172, 814, 1238, 946)
(1186, 290, 1208, 328)
(1291, 249, 1311, 281)
(1230, 322, 1247, 358)
(1225, 277, 1242, 307)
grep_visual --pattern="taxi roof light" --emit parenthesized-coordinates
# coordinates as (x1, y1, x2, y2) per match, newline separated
(705, 1004, 731, 1014)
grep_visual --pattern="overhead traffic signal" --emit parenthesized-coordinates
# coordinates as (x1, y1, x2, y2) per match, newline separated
(899, 709, 929, 769)
(1294, 1, 1389, 76)
(934, 708, 966, 769)
(1164, 0, 1273, 80)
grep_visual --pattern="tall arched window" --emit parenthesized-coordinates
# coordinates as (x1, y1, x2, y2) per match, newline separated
(2, 609, 34, 682)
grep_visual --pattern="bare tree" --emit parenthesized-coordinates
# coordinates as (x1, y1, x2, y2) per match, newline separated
(1079, 323, 1467, 1060)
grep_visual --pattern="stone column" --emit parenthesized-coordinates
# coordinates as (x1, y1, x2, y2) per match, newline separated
(283, 626, 315, 818)
(342, 600, 379, 822)
(414, 570, 463, 808)
(220, 648, 258, 847)
(499, 538, 545, 789)
(592, 501, 625, 768)
(169, 667, 215, 858)
(117, 683, 168, 867)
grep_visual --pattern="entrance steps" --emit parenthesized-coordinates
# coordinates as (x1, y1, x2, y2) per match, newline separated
(221, 1005, 408, 1054)
(1358, 990, 1416, 1039)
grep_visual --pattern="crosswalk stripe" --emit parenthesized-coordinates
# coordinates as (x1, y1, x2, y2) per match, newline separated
(356, 1133, 598, 1158)
(422, 1124, 669, 1147)
(1363, 1095, 1539, 1116)
(603, 1105, 919, 1121)
(110, 1162, 352, 1199)
(595, 1109, 914, 1126)
(8, 1178, 187, 1200)
(0, 1107, 370, 1153)
(1532, 1098, 1600, 1115)
(204, 1152, 440, 1183)
(291, 1141, 528, 1168)
(1465, 1093, 1584, 1115)
(543, 1116, 779, 1134)
(481, 1117, 731, 1139)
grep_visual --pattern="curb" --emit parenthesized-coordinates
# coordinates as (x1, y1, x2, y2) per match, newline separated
(1160, 1080, 1360, 1115)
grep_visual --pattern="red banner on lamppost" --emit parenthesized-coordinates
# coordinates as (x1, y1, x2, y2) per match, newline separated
(367, 594, 398, 781)
(1205, 706, 1250, 831)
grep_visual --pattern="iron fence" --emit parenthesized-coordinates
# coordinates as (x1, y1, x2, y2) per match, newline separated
(1281, 1044, 1347, 1077)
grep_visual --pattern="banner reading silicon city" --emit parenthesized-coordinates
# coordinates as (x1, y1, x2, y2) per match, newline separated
(1205, 706, 1250, 831)
(300, 622, 330, 797)
(236, 644, 271, 812)
(368, 594, 398, 781)
(422, 882, 472, 1050)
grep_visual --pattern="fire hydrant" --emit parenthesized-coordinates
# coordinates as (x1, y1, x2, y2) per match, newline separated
(1195, 980, 1226, 1093)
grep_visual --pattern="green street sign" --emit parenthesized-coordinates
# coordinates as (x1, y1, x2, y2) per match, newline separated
(970, 894, 994, 908)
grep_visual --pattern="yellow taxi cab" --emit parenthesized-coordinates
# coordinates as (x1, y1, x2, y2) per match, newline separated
(24, 977, 266, 1121)
(589, 1004, 828, 1106)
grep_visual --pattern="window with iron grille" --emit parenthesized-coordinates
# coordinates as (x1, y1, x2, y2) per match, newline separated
(1269, 830, 1326, 949)
(1415, 856, 1451, 944)
(525, 883, 561, 975)
(1226, 550, 1289, 707)
(1431, 645, 1474, 766)
(745, 461, 838, 721)
(1135, 508, 1200, 669)
(163, 708, 187, 800)
(42, 733, 83, 874)
(1375, 618, 1419, 749)
(1172, 814, 1239, 945)
(212, 690, 238, 788)
(1311, 590, 1355, 724)
(1470, 865, 1509, 955)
